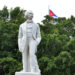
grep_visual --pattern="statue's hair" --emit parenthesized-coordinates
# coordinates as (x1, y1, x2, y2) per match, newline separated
(25, 10, 33, 19)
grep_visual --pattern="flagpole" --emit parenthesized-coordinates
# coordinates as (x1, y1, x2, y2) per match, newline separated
(48, 5, 50, 14)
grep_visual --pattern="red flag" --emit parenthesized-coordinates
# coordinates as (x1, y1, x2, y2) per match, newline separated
(49, 9, 58, 18)
(49, 9, 55, 17)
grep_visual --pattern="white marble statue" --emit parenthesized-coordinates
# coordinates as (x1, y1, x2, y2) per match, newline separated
(15, 10, 41, 75)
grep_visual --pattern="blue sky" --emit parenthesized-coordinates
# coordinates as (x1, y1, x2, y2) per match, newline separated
(0, 0, 75, 23)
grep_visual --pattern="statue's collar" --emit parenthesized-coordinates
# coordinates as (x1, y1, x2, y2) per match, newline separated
(26, 20, 33, 23)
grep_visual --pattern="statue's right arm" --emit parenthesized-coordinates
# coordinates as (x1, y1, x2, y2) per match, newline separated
(18, 25, 23, 52)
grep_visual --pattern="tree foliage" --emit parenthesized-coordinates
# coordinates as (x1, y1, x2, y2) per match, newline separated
(37, 15, 75, 75)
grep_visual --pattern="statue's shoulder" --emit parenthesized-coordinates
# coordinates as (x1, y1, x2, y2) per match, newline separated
(33, 22, 39, 27)
(20, 22, 26, 28)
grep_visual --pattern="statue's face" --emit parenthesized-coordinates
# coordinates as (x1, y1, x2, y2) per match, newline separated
(26, 12, 33, 20)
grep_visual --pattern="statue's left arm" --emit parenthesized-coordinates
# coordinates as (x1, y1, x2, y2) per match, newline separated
(36, 24, 41, 45)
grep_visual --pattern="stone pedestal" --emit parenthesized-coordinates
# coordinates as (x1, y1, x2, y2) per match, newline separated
(15, 72, 40, 75)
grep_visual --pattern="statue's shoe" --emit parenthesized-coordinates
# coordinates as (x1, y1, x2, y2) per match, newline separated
(31, 69, 41, 75)
(31, 69, 35, 73)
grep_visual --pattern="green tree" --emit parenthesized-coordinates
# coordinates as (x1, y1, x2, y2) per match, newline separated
(0, 6, 9, 21)
(10, 7, 26, 24)
(37, 15, 75, 75)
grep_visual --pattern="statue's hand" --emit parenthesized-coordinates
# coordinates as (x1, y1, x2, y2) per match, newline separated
(19, 49, 23, 53)
(35, 40, 38, 53)
(35, 40, 38, 46)
(19, 47, 24, 53)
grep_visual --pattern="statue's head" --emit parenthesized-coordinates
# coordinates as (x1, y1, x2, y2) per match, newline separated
(25, 10, 33, 20)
